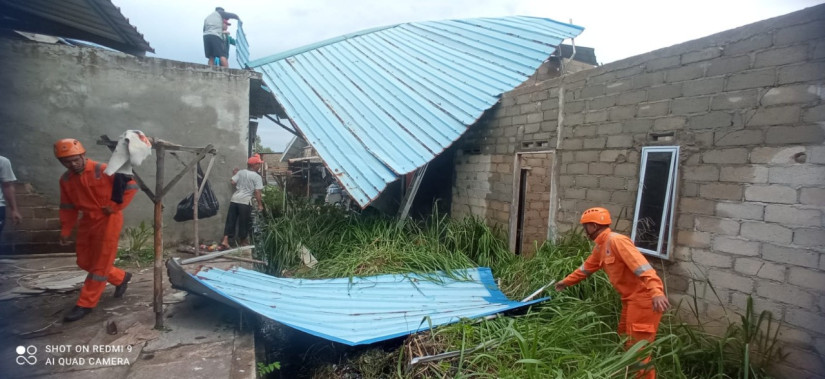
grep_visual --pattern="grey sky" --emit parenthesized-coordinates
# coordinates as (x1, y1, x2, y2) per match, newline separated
(113, 0, 823, 151)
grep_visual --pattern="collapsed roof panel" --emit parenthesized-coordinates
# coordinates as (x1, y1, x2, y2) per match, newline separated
(237, 16, 584, 207)
(0, 0, 153, 55)
(168, 259, 548, 346)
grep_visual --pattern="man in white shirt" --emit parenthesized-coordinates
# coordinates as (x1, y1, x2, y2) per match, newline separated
(0, 155, 22, 235)
(203, 6, 239, 67)
(219, 155, 263, 249)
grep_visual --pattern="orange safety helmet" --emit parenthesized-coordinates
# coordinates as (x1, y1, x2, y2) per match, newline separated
(580, 207, 612, 225)
(54, 138, 86, 158)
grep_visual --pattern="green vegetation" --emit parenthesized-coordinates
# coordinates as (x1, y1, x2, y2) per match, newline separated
(117, 221, 154, 266)
(253, 198, 784, 378)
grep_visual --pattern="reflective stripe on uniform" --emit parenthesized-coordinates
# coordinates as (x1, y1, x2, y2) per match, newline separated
(126, 183, 139, 190)
(87, 273, 108, 282)
(633, 264, 653, 276)
(579, 265, 592, 276)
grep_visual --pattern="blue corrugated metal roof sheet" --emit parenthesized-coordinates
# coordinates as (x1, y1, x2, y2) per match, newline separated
(183, 264, 547, 345)
(237, 17, 584, 207)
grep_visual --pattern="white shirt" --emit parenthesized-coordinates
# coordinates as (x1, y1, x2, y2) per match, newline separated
(0, 156, 17, 207)
(230, 169, 263, 205)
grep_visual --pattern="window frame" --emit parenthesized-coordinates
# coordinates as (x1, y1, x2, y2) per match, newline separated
(631, 146, 680, 259)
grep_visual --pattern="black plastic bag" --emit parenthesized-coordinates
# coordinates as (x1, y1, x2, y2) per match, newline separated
(173, 164, 220, 222)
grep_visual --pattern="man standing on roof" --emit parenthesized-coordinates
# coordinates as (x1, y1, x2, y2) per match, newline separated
(219, 155, 264, 250)
(203, 6, 239, 68)
(55, 139, 138, 322)
(0, 155, 22, 235)
(555, 207, 670, 379)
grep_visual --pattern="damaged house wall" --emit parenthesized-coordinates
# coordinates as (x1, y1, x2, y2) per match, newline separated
(0, 38, 254, 248)
(452, 5, 825, 377)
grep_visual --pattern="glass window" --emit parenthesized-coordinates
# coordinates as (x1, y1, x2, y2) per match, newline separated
(631, 146, 679, 259)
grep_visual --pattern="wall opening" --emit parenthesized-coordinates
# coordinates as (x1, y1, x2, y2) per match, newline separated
(509, 151, 554, 256)
(631, 146, 679, 259)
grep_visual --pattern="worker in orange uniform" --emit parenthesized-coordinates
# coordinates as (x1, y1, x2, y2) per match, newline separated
(55, 139, 138, 322)
(555, 207, 670, 378)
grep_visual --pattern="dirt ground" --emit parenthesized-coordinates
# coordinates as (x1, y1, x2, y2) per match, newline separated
(0, 253, 256, 379)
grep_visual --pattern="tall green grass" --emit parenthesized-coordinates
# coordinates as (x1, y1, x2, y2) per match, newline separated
(254, 197, 784, 378)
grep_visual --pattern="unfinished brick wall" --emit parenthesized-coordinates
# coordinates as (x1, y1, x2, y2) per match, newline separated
(452, 5, 825, 377)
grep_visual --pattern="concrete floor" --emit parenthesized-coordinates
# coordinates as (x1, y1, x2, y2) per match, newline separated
(0, 254, 256, 379)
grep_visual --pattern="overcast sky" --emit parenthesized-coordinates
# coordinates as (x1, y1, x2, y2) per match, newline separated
(114, 0, 823, 151)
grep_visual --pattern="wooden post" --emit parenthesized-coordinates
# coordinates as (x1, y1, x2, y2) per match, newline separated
(193, 163, 200, 256)
(153, 146, 165, 329)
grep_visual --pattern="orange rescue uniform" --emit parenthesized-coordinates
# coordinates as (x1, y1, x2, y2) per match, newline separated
(59, 159, 138, 308)
(561, 228, 665, 378)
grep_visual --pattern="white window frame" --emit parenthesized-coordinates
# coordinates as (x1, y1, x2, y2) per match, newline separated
(631, 146, 679, 259)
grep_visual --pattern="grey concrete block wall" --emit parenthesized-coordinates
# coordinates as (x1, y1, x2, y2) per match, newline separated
(452, 4, 825, 377)
(0, 39, 254, 245)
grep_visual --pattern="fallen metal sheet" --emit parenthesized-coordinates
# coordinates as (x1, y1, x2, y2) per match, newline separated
(167, 258, 547, 345)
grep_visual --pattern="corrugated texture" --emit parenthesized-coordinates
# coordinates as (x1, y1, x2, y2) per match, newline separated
(238, 16, 583, 207)
(188, 266, 548, 345)
(0, 0, 153, 55)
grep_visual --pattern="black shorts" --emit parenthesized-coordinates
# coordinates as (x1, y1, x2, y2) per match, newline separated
(203, 34, 227, 59)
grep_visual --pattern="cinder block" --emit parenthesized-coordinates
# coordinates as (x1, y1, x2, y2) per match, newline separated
(637, 101, 669, 117)
(607, 105, 636, 121)
(586, 188, 610, 202)
(604, 80, 632, 95)
(778, 61, 825, 84)
(788, 267, 825, 291)
(584, 110, 607, 123)
(599, 176, 626, 190)
(733, 257, 766, 276)
(744, 184, 797, 204)
(687, 111, 731, 129)
(756, 282, 813, 308)
(761, 85, 823, 106)
(800, 187, 825, 206)
(750, 146, 806, 164)
(720, 165, 769, 183)
(706, 56, 752, 77)
(785, 308, 825, 334)
(614, 163, 637, 177)
(588, 162, 613, 175)
(766, 125, 825, 145)
(710, 89, 758, 110)
(765, 204, 821, 227)
(588, 95, 617, 110)
(707, 269, 753, 292)
(699, 182, 743, 200)
(647, 84, 682, 101)
(575, 175, 598, 187)
(680, 197, 716, 215)
(580, 84, 606, 99)
(802, 104, 825, 122)
(695, 216, 740, 235)
(653, 117, 686, 131)
(715, 202, 763, 220)
(683, 165, 720, 182)
(775, 20, 825, 45)
(769, 165, 825, 186)
(582, 137, 606, 149)
(712, 236, 760, 256)
(762, 243, 819, 267)
(631, 72, 665, 89)
(747, 105, 801, 127)
(727, 68, 777, 90)
(645, 55, 681, 71)
(811, 145, 825, 164)
(617, 90, 646, 105)
(665, 65, 705, 83)
(672, 96, 710, 115)
(793, 227, 825, 248)
(714, 130, 765, 146)
(754, 261, 787, 282)
(754, 45, 809, 68)
(741, 221, 793, 244)
(724, 33, 772, 56)
(606, 135, 633, 148)
(677, 230, 711, 248)
(693, 250, 733, 268)
(683, 77, 725, 96)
